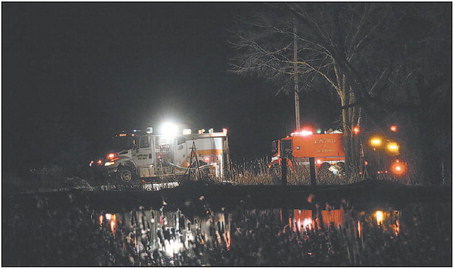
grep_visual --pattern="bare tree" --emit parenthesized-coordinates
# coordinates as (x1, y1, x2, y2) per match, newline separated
(230, 3, 391, 178)
(230, 3, 451, 184)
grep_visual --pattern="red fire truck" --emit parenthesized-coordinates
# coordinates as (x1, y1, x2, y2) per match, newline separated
(269, 125, 408, 178)
(269, 129, 346, 175)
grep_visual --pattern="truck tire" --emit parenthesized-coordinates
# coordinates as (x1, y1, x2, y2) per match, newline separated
(319, 162, 331, 171)
(336, 162, 346, 176)
(118, 167, 134, 182)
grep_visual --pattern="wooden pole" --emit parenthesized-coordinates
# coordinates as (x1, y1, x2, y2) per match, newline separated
(293, 19, 300, 131)
(309, 157, 316, 185)
(281, 157, 288, 186)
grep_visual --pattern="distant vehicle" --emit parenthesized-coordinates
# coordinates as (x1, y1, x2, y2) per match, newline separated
(269, 125, 408, 178)
(269, 129, 346, 175)
(89, 127, 231, 182)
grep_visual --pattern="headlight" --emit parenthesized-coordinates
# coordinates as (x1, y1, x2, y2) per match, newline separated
(105, 161, 116, 166)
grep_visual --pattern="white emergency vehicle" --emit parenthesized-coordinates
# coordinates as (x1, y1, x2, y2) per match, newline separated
(90, 127, 230, 182)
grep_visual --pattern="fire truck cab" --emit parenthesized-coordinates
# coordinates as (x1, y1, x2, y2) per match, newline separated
(90, 128, 230, 182)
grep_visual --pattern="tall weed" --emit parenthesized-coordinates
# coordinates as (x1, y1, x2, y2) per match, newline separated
(226, 158, 359, 185)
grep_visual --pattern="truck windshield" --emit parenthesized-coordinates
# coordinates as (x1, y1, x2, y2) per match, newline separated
(281, 139, 292, 157)
(111, 136, 136, 150)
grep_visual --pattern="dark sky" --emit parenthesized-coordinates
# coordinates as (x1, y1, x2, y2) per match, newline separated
(3, 3, 340, 172)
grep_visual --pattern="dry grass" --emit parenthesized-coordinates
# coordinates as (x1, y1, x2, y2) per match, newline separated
(225, 158, 360, 185)
(3, 166, 93, 194)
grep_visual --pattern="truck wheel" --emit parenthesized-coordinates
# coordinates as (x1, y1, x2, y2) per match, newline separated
(336, 162, 346, 176)
(319, 162, 330, 171)
(118, 167, 133, 182)
(318, 162, 331, 177)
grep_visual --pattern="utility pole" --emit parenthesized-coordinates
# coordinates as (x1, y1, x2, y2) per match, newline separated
(293, 18, 301, 131)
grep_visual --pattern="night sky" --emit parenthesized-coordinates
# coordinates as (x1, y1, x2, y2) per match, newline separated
(3, 3, 340, 172)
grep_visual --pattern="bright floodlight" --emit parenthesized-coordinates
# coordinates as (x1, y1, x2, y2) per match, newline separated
(160, 122, 179, 137)
(375, 210, 384, 224)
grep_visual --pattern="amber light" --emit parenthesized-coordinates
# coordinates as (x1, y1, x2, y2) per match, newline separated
(385, 141, 400, 155)
(369, 136, 383, 148)
(97, 159, 103, 165)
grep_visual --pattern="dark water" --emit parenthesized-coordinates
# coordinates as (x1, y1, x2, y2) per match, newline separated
(3, 193, 452, 266)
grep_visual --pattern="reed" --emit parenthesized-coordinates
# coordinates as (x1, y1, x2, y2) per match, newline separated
(226, 158, 358, 185)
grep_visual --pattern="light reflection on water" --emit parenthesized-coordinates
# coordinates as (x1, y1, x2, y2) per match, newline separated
(98, 205, 403, 265)
(98, 208, 233, 263)
(5, 184, 451, 267)
(5, 191, 450, 266)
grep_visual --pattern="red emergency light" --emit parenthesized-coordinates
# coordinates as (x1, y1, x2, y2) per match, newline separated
(352, 126, 360, 135)
(291, 129, 313, 137)
(291, 124, 317, 137)
(106, 153, 119, 161)
(390, 159, 407, 177)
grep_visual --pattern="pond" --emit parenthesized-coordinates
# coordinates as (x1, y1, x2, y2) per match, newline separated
(4, 190, 451, 266)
